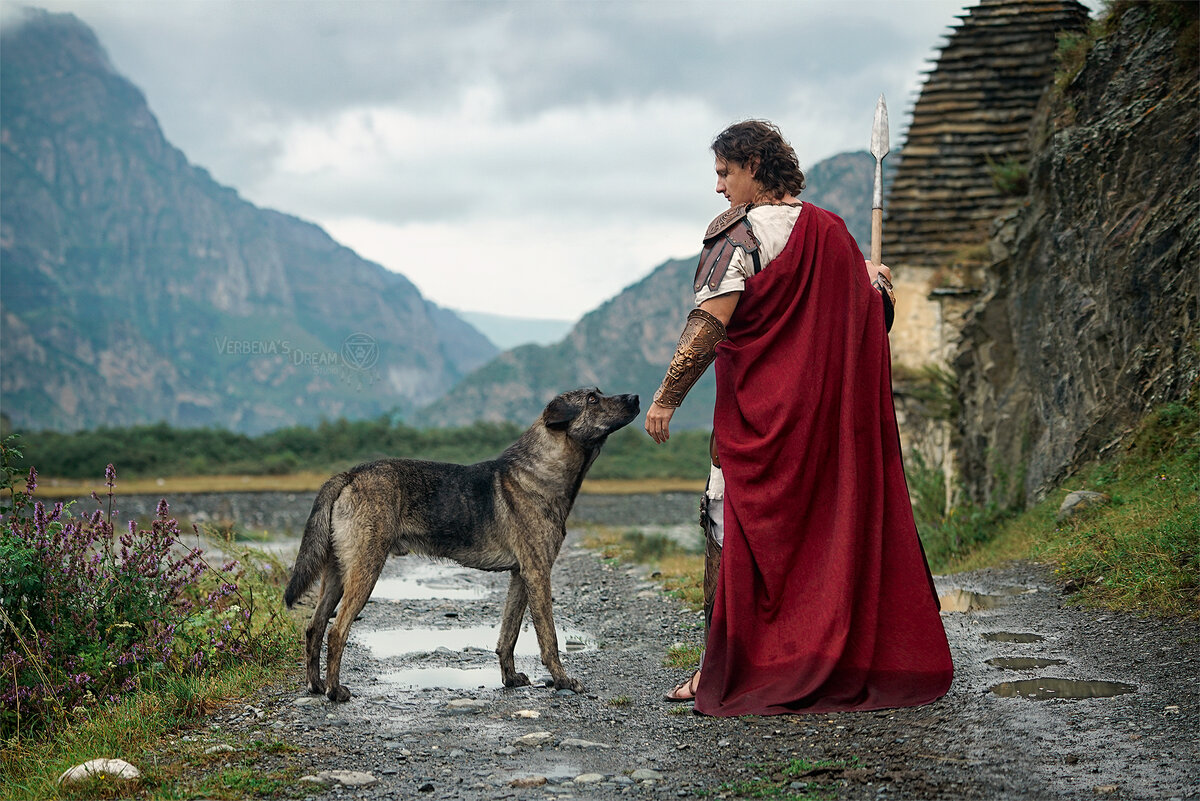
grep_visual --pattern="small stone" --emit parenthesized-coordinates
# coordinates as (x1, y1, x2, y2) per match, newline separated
(513, 709, 541, 718)
(513, 731, 554, 747)
(313, 770, 379, 787)
(631, 769, 664, 781)
(511, 775, 548, 788)
(574, 773, 605, 783)
(204, 744, 235, 755)
(418, 781, 435, 792)
(559, 738, 611, 749)
(496, 746, 518, 756)
(445, 699, 489, 715)
(1093, 785, 1119, 795)
(1056, 490, 1110, 522)
(300, 774, 332, 786)
(58, 759, 142, 786)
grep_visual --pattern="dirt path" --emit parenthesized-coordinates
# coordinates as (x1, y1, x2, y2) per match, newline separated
(227, 530, 1199, 800)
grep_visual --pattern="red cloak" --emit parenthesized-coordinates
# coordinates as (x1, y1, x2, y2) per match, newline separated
(694, 203, 953, 716)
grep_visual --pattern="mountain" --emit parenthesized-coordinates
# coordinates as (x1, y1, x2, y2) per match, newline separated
(453, 311, 575, 350)
(418, 149, 889, 428)
(0, 9, 497, 434)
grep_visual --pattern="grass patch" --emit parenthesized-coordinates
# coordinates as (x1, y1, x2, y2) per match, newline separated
(710, 757, 860, 799)
(607, 695, 631, 707)
(664, 643, 703, 669)
(0, 670, 307, 799)
(582, 525, 705, 612)
(944, 396, 1199, 617)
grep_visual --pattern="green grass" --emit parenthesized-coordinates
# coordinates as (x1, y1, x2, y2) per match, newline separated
(946, 396, 1198, 617)
(710, 757, 860, 800)
(664, 643, 703, 669)
(582, 525, 705, 612)
(0, 668, 308, 799)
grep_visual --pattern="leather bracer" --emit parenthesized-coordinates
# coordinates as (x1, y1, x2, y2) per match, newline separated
(653, 308, 727, 408)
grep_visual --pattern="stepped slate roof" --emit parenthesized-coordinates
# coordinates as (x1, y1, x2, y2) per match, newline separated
(886, 0, 1090, 269)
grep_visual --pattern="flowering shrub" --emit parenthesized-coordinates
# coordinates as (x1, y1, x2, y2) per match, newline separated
(0, 437, 293, 740)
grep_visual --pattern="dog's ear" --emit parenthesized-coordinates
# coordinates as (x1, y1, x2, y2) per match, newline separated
(543, 396, 579, 430)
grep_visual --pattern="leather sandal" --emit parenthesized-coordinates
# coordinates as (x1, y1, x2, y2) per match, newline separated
(663, 670, 700, 702)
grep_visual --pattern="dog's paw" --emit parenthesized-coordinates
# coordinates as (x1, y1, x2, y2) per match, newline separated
(503, 672, 531, 688)
(553, 676, 585, 693)
(327, 684, 352, 703)
(308, 679, 326, 695)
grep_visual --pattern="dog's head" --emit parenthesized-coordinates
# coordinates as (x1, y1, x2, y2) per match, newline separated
(541, 388, 640, 445)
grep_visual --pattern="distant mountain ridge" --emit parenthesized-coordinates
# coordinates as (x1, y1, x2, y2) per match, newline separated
(454, 310, 574, 350)
(0, 9, 497, 434)
(417, 151, 893, 428)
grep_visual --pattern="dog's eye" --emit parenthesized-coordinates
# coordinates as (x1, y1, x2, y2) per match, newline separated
(587, 393, 598, 404)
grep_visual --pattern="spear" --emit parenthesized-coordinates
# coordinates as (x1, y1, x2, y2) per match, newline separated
(870, 93, 889, 265)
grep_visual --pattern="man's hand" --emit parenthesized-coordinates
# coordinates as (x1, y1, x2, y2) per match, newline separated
(644, 401, 676, 444)
(864, 260, 892, 283)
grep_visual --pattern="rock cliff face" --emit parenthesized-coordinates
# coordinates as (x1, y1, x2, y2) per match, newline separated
(0, 10, 496, 433)
(954, 4, 1199, 506)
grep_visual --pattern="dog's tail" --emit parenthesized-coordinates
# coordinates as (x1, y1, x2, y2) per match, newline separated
(284, 472, 352, 608)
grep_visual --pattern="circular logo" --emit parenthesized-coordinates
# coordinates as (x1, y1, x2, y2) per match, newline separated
(341, 333, 378, 370)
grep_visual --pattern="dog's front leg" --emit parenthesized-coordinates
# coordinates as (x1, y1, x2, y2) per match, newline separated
(497, 570, 531, 687)
(522, 557, 584, 693)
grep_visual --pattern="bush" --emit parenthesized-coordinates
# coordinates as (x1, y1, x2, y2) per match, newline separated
(0, 437, 294, 741)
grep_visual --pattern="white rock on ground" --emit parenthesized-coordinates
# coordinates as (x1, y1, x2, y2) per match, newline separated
(57, 759, 141, 786)
(513, 731, 554, 747)
(301, 770, 379, 787)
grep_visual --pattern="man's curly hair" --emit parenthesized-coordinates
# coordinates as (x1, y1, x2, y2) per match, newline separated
(711, 120, 806, 200)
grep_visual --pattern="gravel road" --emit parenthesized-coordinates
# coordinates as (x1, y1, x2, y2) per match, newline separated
(216, 522, 1198, 801)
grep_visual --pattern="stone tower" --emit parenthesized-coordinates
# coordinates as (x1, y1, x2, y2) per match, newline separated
(884, 0, 1090, 497)
(887, 0, 1090, 371)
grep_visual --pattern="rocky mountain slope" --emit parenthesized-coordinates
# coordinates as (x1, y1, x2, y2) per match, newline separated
(0, 10, 497, 434)
(418, 151, 893, 428)
(955, 3, 1199, 505)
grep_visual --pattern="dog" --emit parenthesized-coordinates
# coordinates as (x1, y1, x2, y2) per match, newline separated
(284, 388, 640, 702)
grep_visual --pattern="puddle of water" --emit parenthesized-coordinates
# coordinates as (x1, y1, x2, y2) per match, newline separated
(357, 624, 596, 659)
(370, 562, 489, 601)
(990, 678, 1137, 700)
(371, 576, 488, 601)
(939, 588, 1009, 612)
(983, 632, 1045, 643)
(375, 666, 501, 690)
(986, 657, 1067, 670)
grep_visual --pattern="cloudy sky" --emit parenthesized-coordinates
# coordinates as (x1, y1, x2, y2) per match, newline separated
(8, 0, 1097, 321)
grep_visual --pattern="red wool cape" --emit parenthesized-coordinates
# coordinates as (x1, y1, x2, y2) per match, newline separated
(694, 203, 953, 716)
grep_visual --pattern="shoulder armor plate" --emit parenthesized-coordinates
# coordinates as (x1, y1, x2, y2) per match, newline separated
(694, 204, 761, 292)
(703, 204, 750, 241)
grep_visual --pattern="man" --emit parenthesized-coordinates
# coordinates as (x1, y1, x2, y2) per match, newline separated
(645, 120, 951, 715)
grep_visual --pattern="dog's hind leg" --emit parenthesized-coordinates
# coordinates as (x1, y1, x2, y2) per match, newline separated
(305, 569, 343, 695)
(323, 550, 386, 703)
(497, 571, 531, 687)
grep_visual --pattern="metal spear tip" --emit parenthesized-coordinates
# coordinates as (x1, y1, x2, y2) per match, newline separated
(871, 93, 890, 160)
